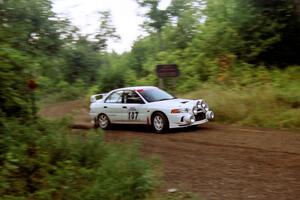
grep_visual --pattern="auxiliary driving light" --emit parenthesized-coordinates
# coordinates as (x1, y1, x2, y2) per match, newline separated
(206, 111, 214, 120)
(190, 116, 196, 123)
(193, 107, 198, 115)
(201, 101, 209, 111)
(183, 115, 195, 124)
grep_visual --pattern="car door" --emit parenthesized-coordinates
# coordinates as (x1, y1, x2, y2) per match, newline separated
(103, 91, 125, 123)
(123, 90, 148, 124)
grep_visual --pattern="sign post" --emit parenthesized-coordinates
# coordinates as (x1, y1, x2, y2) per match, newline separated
(156, 64, 179, 89)
(27, 80, 38, 120)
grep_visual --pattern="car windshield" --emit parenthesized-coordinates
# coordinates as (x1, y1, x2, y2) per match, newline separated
(137, 88, 175, 102)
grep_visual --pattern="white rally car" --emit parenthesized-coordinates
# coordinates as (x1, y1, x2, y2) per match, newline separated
(89, 86, 214, 133)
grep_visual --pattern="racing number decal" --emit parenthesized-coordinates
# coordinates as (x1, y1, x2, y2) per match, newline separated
(128, 111, 138, 120)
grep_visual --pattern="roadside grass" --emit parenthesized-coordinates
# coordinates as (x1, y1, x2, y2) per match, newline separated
(0, 118, 161, 200)
(183, 83, 300, 130)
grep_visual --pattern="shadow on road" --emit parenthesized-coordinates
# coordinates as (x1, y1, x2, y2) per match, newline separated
(107, 124, 210, 134)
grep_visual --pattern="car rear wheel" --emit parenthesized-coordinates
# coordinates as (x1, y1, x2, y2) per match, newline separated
(97, 114, 111, 130)
(152, 112, 169, 133)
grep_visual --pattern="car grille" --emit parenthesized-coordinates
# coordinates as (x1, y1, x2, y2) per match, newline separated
(195, 112, 206, 121)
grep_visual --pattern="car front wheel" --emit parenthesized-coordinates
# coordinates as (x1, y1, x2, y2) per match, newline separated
(97, 114, 111, 130)
(152, 112, 169, 133)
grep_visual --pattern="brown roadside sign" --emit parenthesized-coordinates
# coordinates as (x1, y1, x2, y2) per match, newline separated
(27, 79, 38, 90)
(156, 64, 179, 78)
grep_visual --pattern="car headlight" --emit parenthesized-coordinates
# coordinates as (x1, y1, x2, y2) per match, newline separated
(196, 101, 201, 109)
(171, 108, 189, 114)
(201, 100, 209, 111)
(193, 107, 198, 115)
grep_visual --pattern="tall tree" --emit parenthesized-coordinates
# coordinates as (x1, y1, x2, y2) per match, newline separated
(0, 0, 64, 118)
(165, 0, 203, 49)
(63, 37, 101, 84)
(0, 0, 63, 55)
(190, 0, 300, 66)
(94, 11, 120, 51)
(136, 0, 169, 49)
(250, 0, 300, 66)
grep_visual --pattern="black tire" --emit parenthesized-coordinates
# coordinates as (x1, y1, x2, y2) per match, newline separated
(96, 113, 111, 130)
(151, 112, 169, 134)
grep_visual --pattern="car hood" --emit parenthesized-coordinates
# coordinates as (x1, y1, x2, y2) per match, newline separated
(148, 98, 199, 109)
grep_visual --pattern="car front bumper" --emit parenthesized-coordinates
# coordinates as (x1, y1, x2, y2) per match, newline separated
(168, 110, 214, 129)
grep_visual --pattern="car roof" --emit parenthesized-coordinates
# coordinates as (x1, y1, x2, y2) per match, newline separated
(112, 86, 157, 92)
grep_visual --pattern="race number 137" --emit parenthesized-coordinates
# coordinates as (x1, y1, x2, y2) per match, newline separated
(128, 111, 138, 120)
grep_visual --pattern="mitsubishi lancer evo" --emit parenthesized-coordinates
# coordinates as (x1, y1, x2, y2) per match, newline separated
(90, 86, 214, 133)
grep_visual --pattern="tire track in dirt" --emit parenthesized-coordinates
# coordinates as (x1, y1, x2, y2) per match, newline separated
(167, 137, 300, 156)
(105, 127, 300, 200)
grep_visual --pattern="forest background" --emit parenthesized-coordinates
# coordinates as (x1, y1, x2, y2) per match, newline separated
(1, 1, 299, 199)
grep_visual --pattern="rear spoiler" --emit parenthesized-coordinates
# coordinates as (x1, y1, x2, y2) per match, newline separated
(90, 93, 107, 103)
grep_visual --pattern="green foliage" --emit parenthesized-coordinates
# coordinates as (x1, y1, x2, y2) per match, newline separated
(62, 38, 101, 85)
(0, 0, 123, 107)
(130, 36, 160, 77)
(0, 0, 65, 117)
(121, 0, 300, 130)
(165, 0, 202, 50)
(98, 53, 129, 92)
(136, 0, 169, 34)
(1, 1, 300, 199)
(131, 0, 300, 85)
(94, 11, 120, 51)
(0, 46, 32, 118)
(0, 0, 63, 55)
(184, 67, 300, 129)
(85, 145, 157, 200)
(1, 0, 300, 130)
(36, 79, 86, 104)
(0, 119, 159, 200)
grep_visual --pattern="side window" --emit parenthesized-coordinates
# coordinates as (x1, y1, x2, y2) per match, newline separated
(105, 91, 123, 103)
(124, 91, 144, 104)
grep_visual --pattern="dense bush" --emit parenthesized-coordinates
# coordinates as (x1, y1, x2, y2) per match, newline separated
(0, 119, 158, 200)
(38, 79, 87, 104)
(184, 67, 300, 129)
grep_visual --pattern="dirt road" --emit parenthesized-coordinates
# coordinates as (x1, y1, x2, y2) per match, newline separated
(41, 100, 300, 200)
